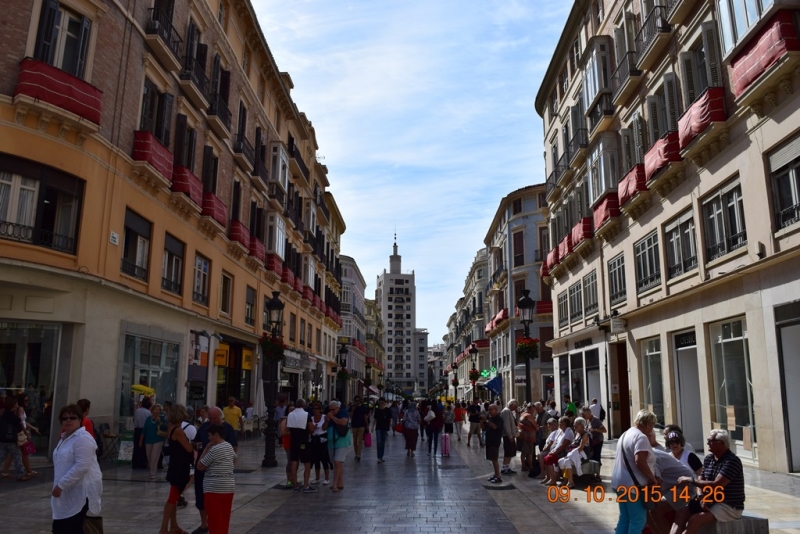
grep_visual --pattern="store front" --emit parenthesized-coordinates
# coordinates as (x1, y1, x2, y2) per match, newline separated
(557, 345, 600, 413)
(119, 333, 180, 420)
(673, 330, 703, 451)
(214, 339, 253, 408)
(0, 322, 59, 455)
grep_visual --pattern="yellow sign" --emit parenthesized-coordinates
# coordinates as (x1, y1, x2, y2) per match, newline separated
(214, 349, 228, 367)
(242, 348, 253, 371)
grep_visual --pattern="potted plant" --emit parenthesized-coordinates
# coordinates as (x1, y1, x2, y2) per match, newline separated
(337, 368, 351, 381)
(259, 333, 286, 362)
(516, 337, 540, 360)
(452, 378, 459, 387)
(468, 368, 480, 383)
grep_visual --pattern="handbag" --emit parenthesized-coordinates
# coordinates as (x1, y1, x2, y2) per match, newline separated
(83, 515, 104, 534)
(395, 423, 404, 433)
(364, 431, 372, 448)
(20, 439, 36, 456)
(424, 410, 435, 423)
(620, 432, 657, 511)
(17, 431, 28, 447)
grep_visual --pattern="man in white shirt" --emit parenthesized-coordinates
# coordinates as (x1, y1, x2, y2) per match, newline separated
(286, 398, 315, 492)
(590, 398, 602, 420)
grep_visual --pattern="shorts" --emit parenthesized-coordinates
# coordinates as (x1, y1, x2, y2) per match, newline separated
(485, 446, 500, 461)
(521, 441, 535, 456)
(290, 440, 311, 463)
(708, 503, 744, 522)
(544, 454, 560, 465)
(502, 436, 517, 458)
(329, 446, 350, 462)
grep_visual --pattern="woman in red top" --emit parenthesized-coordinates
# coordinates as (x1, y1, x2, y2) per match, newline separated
(454, 403, 466, 441)
(77, 399, 94, 439)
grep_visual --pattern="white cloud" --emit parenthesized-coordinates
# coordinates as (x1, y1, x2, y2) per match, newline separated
(252, 0, 569, 340)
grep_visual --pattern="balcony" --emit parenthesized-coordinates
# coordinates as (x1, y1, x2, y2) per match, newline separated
(144, 8, 183, 72)
(293, 276, 303, 295)
(645, 131, 684, 198)
(161, 276, 181, 295)
(678, 87, 728, 167)
(13, 58, 102, 134)
(303, 285, 315, 303)
(666, 0, 694, 26)
(731, 10, 800, 113)
(131, 130, 173, 192)
(180, 56, 209, 109)
(593, 193, 621, 243)
(252, 159, 269, 194)
(612, 51, 642, 106)
(667, 255, 697, 279)
(557, 234, 573, 263)
(636, 271, 662, 294)
(170, 165, 203, 216)
(228, 219, 250, 257)
(546, 166, 564, 203)
(535, 300, 553, 315)
(121, 258, 147, 282)
(571, 217, 594, 259)
(568, 129, 589, 168)
(267, 181, 285, 211)
(635, 7, 672, 71)
(0, 220, 77, 255)
(287, 138, 310, 184)
(248, 235, 265, 267)
(707, 231, 747, 262)
(281, 266, 295, 288)
(587, 93, 614, 140)
(206, 93, 231, 139)
(233, 134, 255, 173)
(556, 148, 573, 187)
(619, 164, 650, 220)
(199, 192, 227, 238)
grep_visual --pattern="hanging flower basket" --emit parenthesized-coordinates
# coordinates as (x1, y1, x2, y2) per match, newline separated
(259, 334, 286, 362)
(516, 337, 540, 360)
(452, 378, 459, 387)
(468, 368, 480, 383)
(337, 369, 351, 381)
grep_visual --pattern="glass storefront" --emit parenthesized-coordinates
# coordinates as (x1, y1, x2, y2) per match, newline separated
(214, 342, 252, 408)
(119, 335, 179, 419)
(642, 338, 664, 426)
(711, 318, 755, 443)
(0, 322, 59, 454)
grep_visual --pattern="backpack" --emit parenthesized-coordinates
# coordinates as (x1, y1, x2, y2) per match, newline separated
(599, 405, 606, 421)
(0, 413, 19, 443)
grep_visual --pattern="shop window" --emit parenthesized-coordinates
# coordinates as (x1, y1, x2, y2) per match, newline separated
(665, 210, 698, 279)
(35, 0, 92, 79)
(710, 318, 755, 443)
(703, 178, 747, 261)
(120, 334, 179, 418)
(608, 253, 627, 306)
(161, 233, 184, 295)
(634, 231, 661, 293)
(140, 78, 174, 147)
(245, 286, 255, 326)
(193, 254, 210, 305)
(122, 209, 151, 281)
(642, 337, 665, 425)
(220, 272, 232, 315)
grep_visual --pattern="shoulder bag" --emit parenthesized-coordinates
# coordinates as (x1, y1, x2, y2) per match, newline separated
(620, 432, 657, 511)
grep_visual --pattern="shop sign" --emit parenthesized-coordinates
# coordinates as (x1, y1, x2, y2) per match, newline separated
(283, 351, 302, 369)
(574, 338, 593, 349)
(214, 349, 228, 366)
(610, 318, 627, 334)
(242, 348, 253, 370)
(675, 331, 696, 348)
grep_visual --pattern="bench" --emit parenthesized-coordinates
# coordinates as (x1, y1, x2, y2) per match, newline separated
(697, 511, 768, 534)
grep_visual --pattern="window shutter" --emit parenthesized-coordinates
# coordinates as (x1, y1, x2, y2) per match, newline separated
(34, 0, 59, 64)
(159, 92, 174, 147)
(232, 181, 241, 222)
(202, 146, 214, 192)
(570, 105, 581, 134)
(663, 73, 681, 132)
(173, 114, 187, 167)
(633, 112, 647, 163)
(614, 26, 626, 64)
(646, 95, 661, 147)
(249, 200, 257, 231)
(211, 54, 221, 94)
(75, 17, 92, 79)
(621, 128, 635, 172)
(702, 21, 722, 88)
(140, 79, 153, 131)
(680, 51, 698, 105)
(220, 69, 231, 102)
(185, 22, 197, 64)
(196, 43, 208, 71)
(769, 135, 800, 171)
(187, 128, 197, 172)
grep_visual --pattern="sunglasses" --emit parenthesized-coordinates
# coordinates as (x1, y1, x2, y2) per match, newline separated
(667, 440, 681, 446)
(61, 416, 79, 421)
(707, 438, 721, 444)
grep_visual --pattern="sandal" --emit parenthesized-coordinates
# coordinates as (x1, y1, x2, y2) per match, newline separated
(330, 487, 339, 492)
(27, 471, 39, 476)
(1, 472, 9, 478)
(17, 474, 33, 482)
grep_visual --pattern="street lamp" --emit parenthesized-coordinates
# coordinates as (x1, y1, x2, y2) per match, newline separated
(469, 343, 479, 401)
(261, 291, 284, 468)
(338, 342, 349, 403)
(517, 289, 536, 404)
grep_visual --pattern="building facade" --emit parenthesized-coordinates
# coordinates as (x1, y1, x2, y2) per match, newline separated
(0, 0, 345, 456)
(376, 240, 427, 394)
(338, 255, 367, 402)
(483, 185, 553, 402)
(364, 298, 386, 399)
(536, 0, 800, 473)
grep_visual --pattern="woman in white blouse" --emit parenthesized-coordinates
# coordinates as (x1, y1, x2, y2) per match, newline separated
(51, 404, 102, 534)
(197, 424, 237, 534)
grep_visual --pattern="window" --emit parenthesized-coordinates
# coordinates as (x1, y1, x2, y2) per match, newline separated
(703, 179, 747, 261)
(299, 318, 306, 345)
(716, 0, 774, 54)
(161, 233, 183, 294)
(558, 291, 569, 328)
(634, 232, 661, 293)
(769, 134, 800, 229)
(174, 115, 197, 172)
(512, 231, 524, 267)
(583, 270, 598, 316)
(220, 272, 232, 314)
(268, 215, 286, 259)
(642, 338, 665, 425)
(201, 146, 218, 194)
(217, 0, 227, 29)
(308, 324, 313, 348)
(620, 113, 646, 173)
(34, 1, 92, 79)
(608, 253, 627, 306)
(680, 23, 722, 105)
(289, 313, 296, 342)
(710, 318, 755, 442)
(587, 132, 619, 203)
(569, 36, 581, 74)
(646, 74, 681, 146)
(582, 40, 612, 106)
(665, 210, 698, 279)
(245, 286, 255, 326)
(512, 198, 522, 215)
(140, 78, 174, 147)
(193, 254, 210, 305)
(271, 144, 290, 191)
(569, 282, 583, 322)
(121, 209, 151, 281)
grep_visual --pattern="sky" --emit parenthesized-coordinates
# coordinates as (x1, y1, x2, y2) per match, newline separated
(254, 0, 570, 342)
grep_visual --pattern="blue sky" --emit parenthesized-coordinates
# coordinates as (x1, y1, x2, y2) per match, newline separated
(255, 0, 570, 341)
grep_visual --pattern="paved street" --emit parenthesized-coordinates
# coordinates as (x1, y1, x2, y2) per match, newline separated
(2, 426, 800, 533)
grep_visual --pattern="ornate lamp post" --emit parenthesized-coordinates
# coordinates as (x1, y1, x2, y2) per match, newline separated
(469, 343, 479, 401)
(261, 291, 284, 468)
(338, 342, 349, 403)
(517, 289, 536, 404)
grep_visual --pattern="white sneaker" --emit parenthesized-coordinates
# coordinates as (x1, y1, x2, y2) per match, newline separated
(322, 479, 330, 485)
(310, 479, 320, 485)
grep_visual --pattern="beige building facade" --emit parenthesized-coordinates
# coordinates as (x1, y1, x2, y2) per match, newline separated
(536, 0, 800, 473)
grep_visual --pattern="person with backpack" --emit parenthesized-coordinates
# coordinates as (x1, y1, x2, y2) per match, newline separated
(0, 396, 30, 481)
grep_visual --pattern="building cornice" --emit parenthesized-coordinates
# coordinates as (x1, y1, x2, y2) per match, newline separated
(483, 183, 546, 245)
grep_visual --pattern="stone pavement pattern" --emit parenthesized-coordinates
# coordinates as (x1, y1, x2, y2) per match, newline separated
(2, 426, 800, 533)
